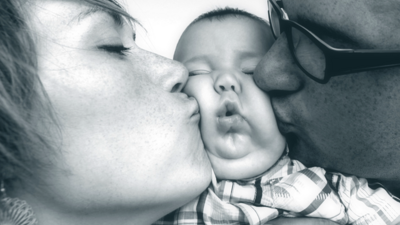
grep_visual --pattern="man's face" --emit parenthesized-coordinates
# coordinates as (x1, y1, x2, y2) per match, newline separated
(254, 0, 400, 193)
(175, 17, 285, 180)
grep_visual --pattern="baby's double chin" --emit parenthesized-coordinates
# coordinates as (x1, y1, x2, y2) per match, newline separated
(207, 151, 266, 180)
(211, 132, 250, 159)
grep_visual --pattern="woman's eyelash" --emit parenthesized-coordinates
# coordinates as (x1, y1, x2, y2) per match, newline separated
(98, 45, 131, 56)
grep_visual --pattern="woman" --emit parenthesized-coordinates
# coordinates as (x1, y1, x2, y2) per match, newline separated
(0, 0, 211, 224)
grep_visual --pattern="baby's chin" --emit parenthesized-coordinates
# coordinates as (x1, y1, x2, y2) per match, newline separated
(206, 148, 282, 180)
(210, 135, 250, 160)
(204, 131, 286, 180)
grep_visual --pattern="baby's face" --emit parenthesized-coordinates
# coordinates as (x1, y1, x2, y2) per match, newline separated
(174, 17, 286, 180)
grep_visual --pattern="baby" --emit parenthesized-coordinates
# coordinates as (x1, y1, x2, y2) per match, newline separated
(155, 8, 400, 225)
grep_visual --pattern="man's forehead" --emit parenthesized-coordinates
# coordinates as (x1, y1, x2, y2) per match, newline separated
(281, 0, 391, 18)
(281, 0, 364, 27)
(281, 0, 400, 49)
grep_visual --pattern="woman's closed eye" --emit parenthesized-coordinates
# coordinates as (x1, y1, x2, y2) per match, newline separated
(98, 45, 131, 56)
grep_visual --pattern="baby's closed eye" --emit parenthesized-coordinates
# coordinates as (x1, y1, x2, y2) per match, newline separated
(241, 66, 257, 75)
(241, 70, 254, 75)
(189, 70, 211, 76)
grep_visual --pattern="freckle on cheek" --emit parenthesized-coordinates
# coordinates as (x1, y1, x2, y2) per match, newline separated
(135, 88, 141, 96)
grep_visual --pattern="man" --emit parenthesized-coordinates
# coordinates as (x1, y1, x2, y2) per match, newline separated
(254, 0, 400, 224)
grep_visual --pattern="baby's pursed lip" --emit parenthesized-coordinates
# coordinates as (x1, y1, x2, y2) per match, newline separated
(217, 114, 244, 133)
(217, 98, 241, 118)
(217, 97, 246, 133)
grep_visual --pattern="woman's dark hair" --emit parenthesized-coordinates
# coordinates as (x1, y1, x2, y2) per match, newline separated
(0, 0, 135, 187)
(0, 0, 44, 184)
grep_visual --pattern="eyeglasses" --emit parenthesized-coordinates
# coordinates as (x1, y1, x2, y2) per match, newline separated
(268, 0, 400, 84)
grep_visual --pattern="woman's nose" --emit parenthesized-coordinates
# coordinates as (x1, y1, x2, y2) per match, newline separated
(214, 71, 241, 94)
(145, 51, 188, 93)
(254, 33, 303, 95)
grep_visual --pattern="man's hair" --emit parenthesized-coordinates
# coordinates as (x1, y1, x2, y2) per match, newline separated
(189, 7, 270, 28)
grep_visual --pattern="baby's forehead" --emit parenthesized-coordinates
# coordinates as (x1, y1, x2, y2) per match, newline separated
(178, 15, 272, 51)
(187, 7, 270, 31)
(174, 12, 273, 63)
(178, 16, 270, 50)
(189, 15, 269, 32)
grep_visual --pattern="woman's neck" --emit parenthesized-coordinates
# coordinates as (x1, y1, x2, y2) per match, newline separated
(11, 187, 161, 225)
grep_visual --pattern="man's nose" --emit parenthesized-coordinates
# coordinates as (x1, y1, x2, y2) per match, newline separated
(254, 33, 303, 95)
(214, 71, 241, 94)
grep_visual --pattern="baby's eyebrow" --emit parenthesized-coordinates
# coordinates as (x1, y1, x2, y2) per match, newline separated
(183, 55, 212, 65)
(234, 51, 265, 58)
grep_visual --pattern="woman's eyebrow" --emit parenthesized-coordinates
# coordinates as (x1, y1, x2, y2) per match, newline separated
(72, 6, 138, 27)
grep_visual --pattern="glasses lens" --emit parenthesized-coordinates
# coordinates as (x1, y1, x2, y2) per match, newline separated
(269, 1, 280, 38)
(291, 26, 326, 80)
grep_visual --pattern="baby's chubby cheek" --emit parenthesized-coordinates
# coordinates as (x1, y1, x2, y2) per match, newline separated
(195, 106, 287, 180)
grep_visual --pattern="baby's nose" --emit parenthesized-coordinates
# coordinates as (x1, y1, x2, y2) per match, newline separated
(214, 71, 241, 94)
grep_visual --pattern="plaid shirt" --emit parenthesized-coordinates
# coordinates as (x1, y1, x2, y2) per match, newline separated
(154, 156, 400, 225)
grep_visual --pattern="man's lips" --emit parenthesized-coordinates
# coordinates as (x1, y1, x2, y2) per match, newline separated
(276, 119, 293, 134)
(270, 98, 293, 134)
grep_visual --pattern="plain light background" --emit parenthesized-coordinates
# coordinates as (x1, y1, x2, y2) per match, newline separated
(123, 0, 269, 59)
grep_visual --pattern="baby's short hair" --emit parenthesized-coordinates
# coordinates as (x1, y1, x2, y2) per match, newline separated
(189, 7, 270, 28)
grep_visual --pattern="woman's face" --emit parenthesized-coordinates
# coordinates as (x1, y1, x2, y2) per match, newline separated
(28, 0, 211, 223)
